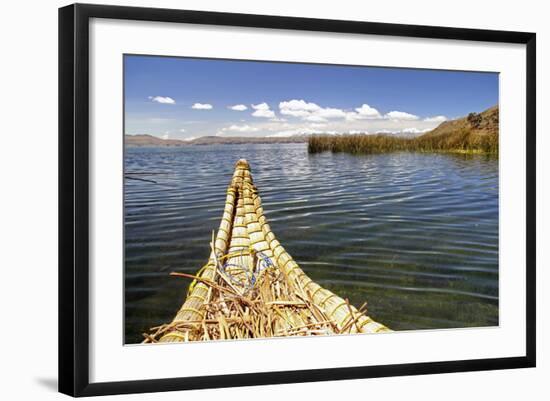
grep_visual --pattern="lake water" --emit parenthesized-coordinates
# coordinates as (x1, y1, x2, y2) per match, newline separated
(124, 143, 498, 344)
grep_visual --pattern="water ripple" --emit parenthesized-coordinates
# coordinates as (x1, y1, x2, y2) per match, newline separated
(124, 143, 499, 343)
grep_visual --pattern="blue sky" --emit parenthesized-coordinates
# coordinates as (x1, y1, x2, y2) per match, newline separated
(124, 55, 499, 140)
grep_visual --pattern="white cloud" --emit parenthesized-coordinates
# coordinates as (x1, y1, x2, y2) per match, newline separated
(278, 100, 421, 125)
(280, 109, 311, 118)
(402, 127, 431, 134)
(316, 107, 347, 119)
(179, 128, 186, 133)
(191, 103, 213, 110)
(354, 104, 382, 119)
(424, 115, 447, 122)
(221, 124, 259, 133)
(279, 99, 348, 121)
(268, 127, 339, 138)
(251, 102, 271, 111)
(251, 102, 275, 118)
(148, 96, 175, 104)
(268, 128, 314, 137)
(385, 111, 419, 120)
(229, 104, 248, 111)
(304, 115, 327, 123)
(161, 133, 170, 140)
(153, 99, 446, 138)
(279, 99, 321, 117)
(252, 109, 275, 118)
(344, 112, 359, 121)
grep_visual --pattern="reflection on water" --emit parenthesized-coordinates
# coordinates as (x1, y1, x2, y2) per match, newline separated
(124, 143, 498, 344)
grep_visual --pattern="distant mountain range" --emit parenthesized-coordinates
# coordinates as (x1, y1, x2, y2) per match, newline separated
(125, 106, 499, 147)
(124, 131, 423, 147)
(125, 134, 309, 147)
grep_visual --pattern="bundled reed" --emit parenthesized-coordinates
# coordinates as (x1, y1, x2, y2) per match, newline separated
(144, 159, 390, 343)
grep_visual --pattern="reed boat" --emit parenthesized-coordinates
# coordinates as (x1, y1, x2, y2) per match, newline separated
(144, 159, 390, 343)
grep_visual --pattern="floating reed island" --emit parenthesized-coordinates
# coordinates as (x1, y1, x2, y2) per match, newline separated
(144, 159, 390, 343)
(308, 106, 499, 155)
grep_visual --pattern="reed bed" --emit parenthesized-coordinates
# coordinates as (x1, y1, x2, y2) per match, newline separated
(144, 159, 390, 343)
(308, 130, 499, 155)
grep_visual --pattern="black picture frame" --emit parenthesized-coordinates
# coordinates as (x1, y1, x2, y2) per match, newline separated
(59, 3, 536, 397)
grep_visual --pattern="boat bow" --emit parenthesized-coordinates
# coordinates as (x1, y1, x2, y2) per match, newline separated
(146, 159, 390, 342)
